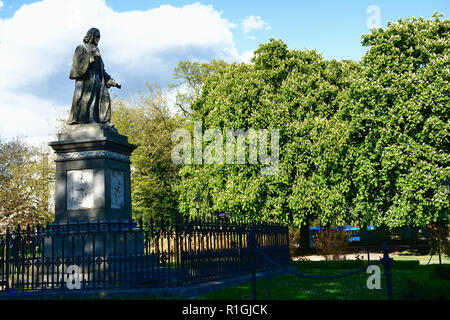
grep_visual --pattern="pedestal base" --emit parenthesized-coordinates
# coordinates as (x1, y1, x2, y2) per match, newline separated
(42, 220, 144, 259)
(49, 124, 136, 222)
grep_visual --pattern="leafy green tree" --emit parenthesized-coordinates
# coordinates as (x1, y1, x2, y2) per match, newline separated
(0, 138, 54, 232)
(111, 84, 185, 223)
(175, 39, 360, 241)
(343, 13, 449, 228)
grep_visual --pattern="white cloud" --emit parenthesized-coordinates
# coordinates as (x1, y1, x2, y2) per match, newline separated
(240, 50, 254, 63)
(0, 0, 244, 143)
(242, 15, 271, 34)
(0, 1, 3, 9)
(0, 91, 63, 140)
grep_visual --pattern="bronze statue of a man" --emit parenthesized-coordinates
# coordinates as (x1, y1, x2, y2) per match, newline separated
(68, 28, 121, 125)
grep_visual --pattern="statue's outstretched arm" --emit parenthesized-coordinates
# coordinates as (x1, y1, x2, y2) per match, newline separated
(105, 70, 121, 89)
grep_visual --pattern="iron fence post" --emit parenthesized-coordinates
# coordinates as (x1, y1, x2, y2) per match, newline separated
(175, 217, 181, 286)
(381, 242, 394, 300)
(250, 227, 257, 300)
(237, 221, 241, 275)
(4, 227, 10, 292)
(364, 223, 370, 264)
(285, 225, 290, 264)
(438, 224, 442, 265)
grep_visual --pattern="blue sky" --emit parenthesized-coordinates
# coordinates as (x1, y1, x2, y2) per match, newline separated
(0, 0, 448, 144)
(2, 0, 448, 61)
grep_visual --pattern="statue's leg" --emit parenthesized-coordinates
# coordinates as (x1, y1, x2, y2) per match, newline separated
(89, 93, 99, 123)
(79, 79, 96, 124)
(88, 79, 101, 123)
(68, 81, 84, 124)
(99, 85, 111, 123)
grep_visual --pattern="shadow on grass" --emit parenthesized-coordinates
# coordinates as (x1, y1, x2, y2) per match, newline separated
(197, 261, 449, 300)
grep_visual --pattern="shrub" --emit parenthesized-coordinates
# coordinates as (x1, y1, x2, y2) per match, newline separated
(313, 229, 349, 260)
(401, 265, 450, 300)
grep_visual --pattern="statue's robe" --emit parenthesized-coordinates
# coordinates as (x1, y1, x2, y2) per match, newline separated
(68, 44, 111, 124)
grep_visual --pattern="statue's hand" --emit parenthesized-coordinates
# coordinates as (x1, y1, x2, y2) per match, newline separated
(88, 47, 100, 63)
(90, 47, 101, 56)
(107, 79, 121, 89)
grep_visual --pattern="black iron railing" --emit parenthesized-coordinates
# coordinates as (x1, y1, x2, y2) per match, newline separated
(0, 218, 290, 292)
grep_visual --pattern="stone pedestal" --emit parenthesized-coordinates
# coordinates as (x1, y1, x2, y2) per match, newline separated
(49, 124, 136, 222)
(46, 124, 143, 262)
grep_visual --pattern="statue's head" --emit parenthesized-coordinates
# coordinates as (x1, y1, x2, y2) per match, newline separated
(83, 28, 100, 46)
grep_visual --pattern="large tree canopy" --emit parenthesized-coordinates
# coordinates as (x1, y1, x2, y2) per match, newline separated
(175, 39, 360, 227)
(175, 14, 449, 230)
(343, 13, 449, 227)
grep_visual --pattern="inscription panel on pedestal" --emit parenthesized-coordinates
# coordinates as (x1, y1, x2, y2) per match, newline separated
(110, 170, 125, 209)
(67, 169, 94, 210)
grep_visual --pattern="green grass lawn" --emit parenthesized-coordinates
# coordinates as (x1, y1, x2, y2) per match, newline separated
(197, 262, 449, 300)
(393, 250, 450, 264)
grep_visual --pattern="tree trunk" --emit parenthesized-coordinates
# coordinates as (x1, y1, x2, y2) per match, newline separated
(299, 217, 311, 253)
